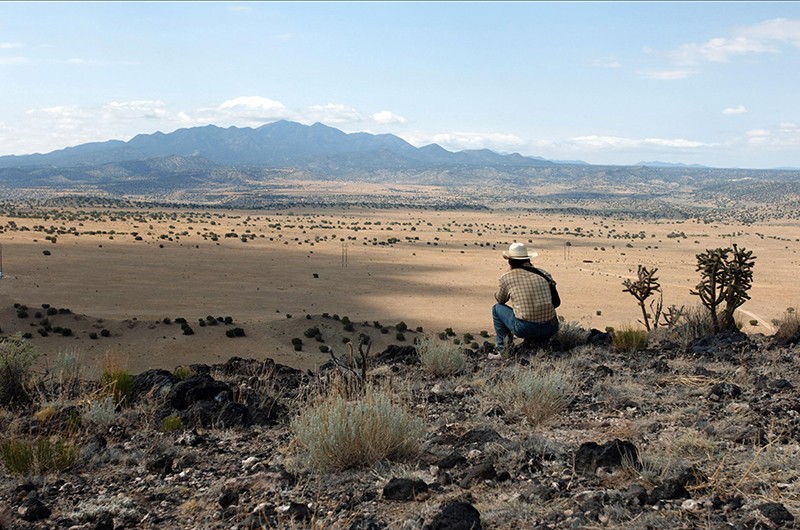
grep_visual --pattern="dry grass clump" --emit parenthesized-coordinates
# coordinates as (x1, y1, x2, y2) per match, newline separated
(612, 326, 649, 352)
(1, 435, 79, 475)
(417, 336, 466, 376)
(491, 362, 580, 425)
(292, 385, 426, 471)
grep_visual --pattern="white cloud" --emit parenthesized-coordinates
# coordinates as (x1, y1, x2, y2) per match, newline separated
(0, 42, 23, 49)
(722, 105, 748, 115)
(0, 56, 30, 65)
(738, 18, 800, 47)
(220, 96, 286, 113)
(426, 131, 526, 152)
(371, 110, 407, 125)
(644, 18, 800, 80)
(104, 100, 168, 120)
(637, 69, 695, 80)
(592, 56, 623, 69)
(745, 123, 800, 149)
(570, 135, 709, 150)
(302, 103, 363, 124)
(669, 37, 777, 65)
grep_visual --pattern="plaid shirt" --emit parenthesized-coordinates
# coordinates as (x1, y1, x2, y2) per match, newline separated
(495, 265, 557, 323)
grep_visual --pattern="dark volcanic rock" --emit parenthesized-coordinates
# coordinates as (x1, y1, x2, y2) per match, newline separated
(455, 427, 504, 448)
(167, 374, 233, 410)
(18, 494, 51, 522)
(709, 382, 742, 400)
(383, 477, 429, 501)
(574, 439, 638, 476)
(373, 345, 419, 365)
(587, 328, 612, 346)
(218, 488, 239, 509)
(437, 451, 468, 470)
(459, 463, 497, 489)
(349, 517, 387, 530)
(285, 501, 312, 521)
(131, 369, 178, 403)
(647, 478, 690, 505)
(757, 502, 794, 526)
(424, 501, 482, 530)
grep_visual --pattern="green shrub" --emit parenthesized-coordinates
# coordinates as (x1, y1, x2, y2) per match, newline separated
(101, 369, 133, 406)
(493, 364, 579, 425)
(1, 436, 79, 475)
(160, 415, 183, 433)
(418, 337, 466, 377)
(0, 336, 39, 407)
(173, 366, 194, 380)
(292, 386, 425, 471)
(395, 332, 405, 342)
(612, 327, 649, 352)
(395, 321, 408, 333)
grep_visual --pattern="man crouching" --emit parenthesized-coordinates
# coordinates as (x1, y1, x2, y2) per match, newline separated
(492, 242, 559, 356)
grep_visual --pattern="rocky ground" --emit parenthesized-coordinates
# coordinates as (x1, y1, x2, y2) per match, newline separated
(2, 327, 800, 530)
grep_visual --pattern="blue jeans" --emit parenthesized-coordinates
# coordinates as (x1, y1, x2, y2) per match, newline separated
(492, 303, 559, 351)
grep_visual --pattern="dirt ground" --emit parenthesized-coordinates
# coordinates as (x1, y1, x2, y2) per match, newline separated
(1, 206, 798, 374)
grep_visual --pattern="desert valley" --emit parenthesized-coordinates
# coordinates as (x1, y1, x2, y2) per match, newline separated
(1, 122, 800, 530)
(1, 197, 798, 373)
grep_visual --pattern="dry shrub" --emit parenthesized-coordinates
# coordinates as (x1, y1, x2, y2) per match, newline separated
(553, 320, 589, 351)
(292, 385, 425, 471)
(493, 362, 579, 425)
(670, 304, 715, 345)
(612, 326, 649, 353)
(774, 307, 800, 340)
(418, 336, 466, 377)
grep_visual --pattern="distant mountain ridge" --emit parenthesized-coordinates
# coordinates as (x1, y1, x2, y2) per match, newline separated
(0, 120, 556, 171)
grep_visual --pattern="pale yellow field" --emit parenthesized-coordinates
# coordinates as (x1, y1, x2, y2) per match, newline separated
(1, 207, 798, 372)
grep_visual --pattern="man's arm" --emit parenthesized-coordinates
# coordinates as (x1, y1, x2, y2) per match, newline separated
(495, 276, 510, 304)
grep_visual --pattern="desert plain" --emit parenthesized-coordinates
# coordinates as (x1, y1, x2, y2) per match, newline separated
(1, 200, 798, 373)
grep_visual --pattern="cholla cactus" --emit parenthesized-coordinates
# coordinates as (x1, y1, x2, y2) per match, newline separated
(622, 265, 661, 331)
(690, 244, 755, 333)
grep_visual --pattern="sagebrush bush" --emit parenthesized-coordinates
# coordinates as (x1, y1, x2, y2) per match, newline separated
(82, 397, 118, 427)
(417, 337, 466, 377)
(0, 336, 39, 407)
(612, 326, 649, 352)
(553, 320, 588, 351)
(292, 386, 425, 471)
(493, 364, 579, 425)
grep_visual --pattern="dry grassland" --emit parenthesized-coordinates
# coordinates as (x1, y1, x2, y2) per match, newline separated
(1, 206, 798, 373)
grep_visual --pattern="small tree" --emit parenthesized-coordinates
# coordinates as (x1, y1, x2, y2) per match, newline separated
(622, 266, 661, 331)
(690, 244, 755, 333)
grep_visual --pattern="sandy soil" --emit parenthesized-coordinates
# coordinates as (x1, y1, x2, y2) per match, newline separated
(1, 207, 798, 373)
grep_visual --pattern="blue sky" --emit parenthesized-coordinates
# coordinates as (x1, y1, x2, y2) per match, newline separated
(1, 2, 800, 168)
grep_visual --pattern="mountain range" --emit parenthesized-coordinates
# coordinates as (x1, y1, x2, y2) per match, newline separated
(0, 120, 558, 172)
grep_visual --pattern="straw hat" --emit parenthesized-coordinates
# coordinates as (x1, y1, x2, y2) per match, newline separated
(502, 242, 538, 260)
